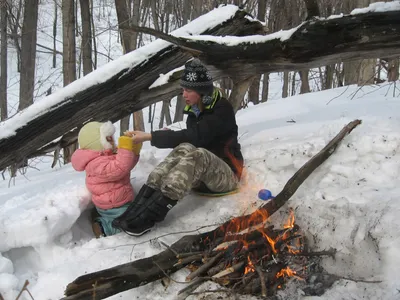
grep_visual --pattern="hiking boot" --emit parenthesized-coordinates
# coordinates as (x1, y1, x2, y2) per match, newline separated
(112, 184, 155, 229)
(112, 189, 177, 236)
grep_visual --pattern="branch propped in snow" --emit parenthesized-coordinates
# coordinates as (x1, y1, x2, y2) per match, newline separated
(62, 120, 362, 300)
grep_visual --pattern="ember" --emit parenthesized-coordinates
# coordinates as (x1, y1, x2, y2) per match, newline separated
(177, 209, 337, 298)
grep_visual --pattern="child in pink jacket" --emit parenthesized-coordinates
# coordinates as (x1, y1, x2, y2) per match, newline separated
(71, 121, 142, 238)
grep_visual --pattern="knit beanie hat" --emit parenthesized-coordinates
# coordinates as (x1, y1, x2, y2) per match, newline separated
(180, 59, 214, 103)
(78, 121, 116, 151)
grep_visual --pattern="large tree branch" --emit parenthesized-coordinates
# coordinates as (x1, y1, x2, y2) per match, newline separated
(129, 10, 400, 77)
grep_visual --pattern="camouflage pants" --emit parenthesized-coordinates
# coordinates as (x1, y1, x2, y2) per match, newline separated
(147, 143, 239, 201)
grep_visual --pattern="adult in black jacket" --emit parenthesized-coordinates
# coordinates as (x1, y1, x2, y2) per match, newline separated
(112, 59, 244, 236)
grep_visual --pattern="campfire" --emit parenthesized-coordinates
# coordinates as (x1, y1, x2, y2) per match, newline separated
(176, 209, 337, 298)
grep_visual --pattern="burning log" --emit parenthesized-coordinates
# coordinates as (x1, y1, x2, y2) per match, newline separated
(62, 120, 362, 300)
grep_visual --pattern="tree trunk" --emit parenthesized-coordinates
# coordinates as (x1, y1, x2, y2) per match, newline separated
(261, 73, 269, 103)
(323, 64, 334, 90)
(62, 0, 77, 86)
(90, 0, 97, 70)
(53, 0, 57, 68)
(291, 71, 296, 96)
(304, 0, 320, 19)
(343, 61, 360, 85)
(353, 0, 378, 86)
(230, 76, 256, 113)
(388, 58, 399, 82)
(282, 71, 289, 98)
(248, 78, 260, 104)
(115, 0, 144, 133)
(299, 70, 310, 94)
(79, 0, 93, 76)
(62, 0, 77, 164)
(0, 2, 7, 120)
(173, 94, 185, 123)
(63, 120, 362, 300)
(8, 0, 22, 73)
(18, 0, 38, 111)
(246, 0, 268, 106)
(358, 58, 376, 85)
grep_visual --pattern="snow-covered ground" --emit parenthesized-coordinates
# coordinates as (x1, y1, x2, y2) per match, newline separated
(2, 1, 400, 299)
(1, 82, 400, 300)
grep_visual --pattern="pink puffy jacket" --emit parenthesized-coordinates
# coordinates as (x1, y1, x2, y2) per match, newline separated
(71, 148, 139, 209)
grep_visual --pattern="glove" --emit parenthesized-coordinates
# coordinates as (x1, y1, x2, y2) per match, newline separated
(118, 136, 142, 155)
(132, 142, 142, 155)
(118, 136, 133, 151)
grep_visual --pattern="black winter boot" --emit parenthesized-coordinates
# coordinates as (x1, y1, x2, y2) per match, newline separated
(113, 189, 177, 236)
(112, 184, 155, 231)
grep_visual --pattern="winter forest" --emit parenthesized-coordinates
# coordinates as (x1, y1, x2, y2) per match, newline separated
(1, 0, 400, 299)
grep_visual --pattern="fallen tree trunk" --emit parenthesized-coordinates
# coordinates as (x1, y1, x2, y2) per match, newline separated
(62, 119, 361, 300)
(1, 8, 397, 170)
(0, 7, 263, 171)
(136, 10, 400, 76)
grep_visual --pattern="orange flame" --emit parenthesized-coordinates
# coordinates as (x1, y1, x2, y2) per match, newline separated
(261, 231, 277, 254)
(283, 209, 295, 229)
(276, 267, 304, 280)
(244, 256, 255, 275)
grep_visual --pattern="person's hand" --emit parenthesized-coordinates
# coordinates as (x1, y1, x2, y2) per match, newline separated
(124, 130, 152, 143)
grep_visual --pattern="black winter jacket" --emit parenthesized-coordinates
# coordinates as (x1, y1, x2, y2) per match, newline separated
(151, 90, 244, 179)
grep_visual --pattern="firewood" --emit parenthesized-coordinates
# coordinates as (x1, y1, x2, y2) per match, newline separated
(212, 261, 246, 279)
(207, 261, 228, 277)
(255, 266, 267, 297)
(173, 254, 203, 267)
(288, 248, 337, 258)
(186, 252, 224, 281)
(176, 251, 203, 259)
(177, 278, 206, 300)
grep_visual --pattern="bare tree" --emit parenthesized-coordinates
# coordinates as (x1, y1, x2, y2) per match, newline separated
(244, 0, 268, 105)
(79, 0, 93, 75)
(7, 0, 22, 72)
(62, 0, 77, 163)
(115, 0, 144, 134)
(388, 58, 399, 82)
(18, 0, 38, 111)
(52, 0, 58, 68)
(0, 1, 7, 120)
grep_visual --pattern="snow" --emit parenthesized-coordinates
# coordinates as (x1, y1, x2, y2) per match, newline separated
(2, 1, 400, 299)
(149, 66, 185, 89)
(1, 82, 400, 299)
(181, 25, 300, 46)
(0, 4, 240, 140)
(351, 1, 400, 15)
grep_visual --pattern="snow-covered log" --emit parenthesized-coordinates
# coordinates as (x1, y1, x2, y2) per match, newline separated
(0, 6, 263, 171)
(151, 9, 400, 76)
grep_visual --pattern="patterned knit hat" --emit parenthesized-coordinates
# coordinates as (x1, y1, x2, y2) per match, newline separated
(78, 121, 116, 151)
(180, 59, 214, 102)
